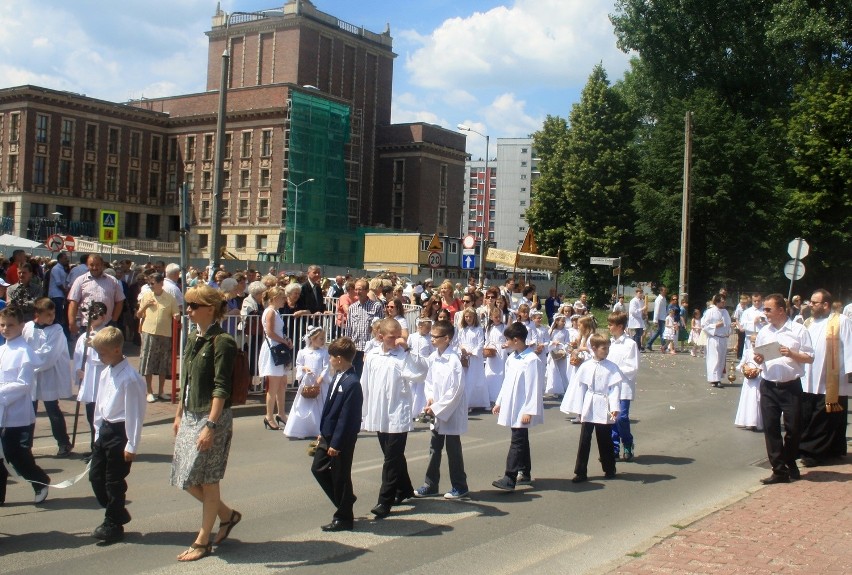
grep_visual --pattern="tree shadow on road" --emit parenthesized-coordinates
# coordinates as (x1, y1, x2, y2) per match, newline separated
(616, 471, 677, 484)
(629, 454, 694, 466)
(801, 469, 850, 483)
(0, 529, 91, 555)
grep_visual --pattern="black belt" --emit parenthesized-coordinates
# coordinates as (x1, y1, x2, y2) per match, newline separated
(761, 378, 800, 388)
(102, 420, 126, 428)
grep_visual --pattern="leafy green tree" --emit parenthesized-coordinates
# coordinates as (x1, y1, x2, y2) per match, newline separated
(528, 65, 637, 304)
(782, 67, 852, 295)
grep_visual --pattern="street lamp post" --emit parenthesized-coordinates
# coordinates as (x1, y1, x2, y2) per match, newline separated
(210, 10, 269, 273)
(284, 178, 315, 264)
(457, 124, 489, 286)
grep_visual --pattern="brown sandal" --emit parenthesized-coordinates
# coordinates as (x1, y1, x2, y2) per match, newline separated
(177, 542, 212, 562)
(214, 510, 242, 545)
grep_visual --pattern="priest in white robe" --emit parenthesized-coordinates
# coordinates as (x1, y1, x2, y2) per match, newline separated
(701, 294, 731, 387)
(800, 289, 852, 465)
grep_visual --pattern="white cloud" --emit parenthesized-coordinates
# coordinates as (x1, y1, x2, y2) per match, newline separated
(485, 93, 541, 137)
(404, 0, 629, 91)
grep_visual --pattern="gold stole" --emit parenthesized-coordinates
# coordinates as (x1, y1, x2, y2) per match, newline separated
(825, 314, 843, 413)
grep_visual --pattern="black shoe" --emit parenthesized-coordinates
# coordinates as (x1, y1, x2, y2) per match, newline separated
(322, 519, 354, 532)
(571, 474, 588, 483)
(56, 444, 72, 458)
(788, 465, 801, 480)
(760, 474, 790, 485)
(92, 522, 124, 543)
(394, 490, 414, 505)
(604, 471, 617, 479)
(491, 476, 516, 491)
(800, 456, 819, 468)
(370, 503, 391, 518)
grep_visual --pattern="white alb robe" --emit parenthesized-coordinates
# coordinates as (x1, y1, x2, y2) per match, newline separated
(408, 332, 433, 416)
(734, 349, 762, 429)
(458, 325, 489, 409)
(804, 315, 852, 396)
(484, 323, 507, 402)
(23, 322, 73, 401)
(701, 306, 731, 382)
(424, 350, 467, 435)
(563, 358, 622, 424)
(495, 348, 543, 428)
(362, 346, 427, 433)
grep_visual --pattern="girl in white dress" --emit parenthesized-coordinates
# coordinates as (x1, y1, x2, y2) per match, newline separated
(458, 308, 490, 410)
(545, 314, 570, 397)
(561, 315, 595, 418)
(283, 326, 330, 438)
(258, 287, 293, 430)
(408, 317, 434, 418)
(734, 347, 763, 430)
(483, 306, 507, 403)
(688, 309, 703, 357)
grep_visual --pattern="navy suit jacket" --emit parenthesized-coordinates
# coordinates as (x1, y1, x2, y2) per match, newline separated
(320, 367, 363, 451)
(298, 281, 327, 314)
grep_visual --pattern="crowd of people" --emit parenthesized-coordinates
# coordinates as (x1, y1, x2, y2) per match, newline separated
(0, 251, 849, 559)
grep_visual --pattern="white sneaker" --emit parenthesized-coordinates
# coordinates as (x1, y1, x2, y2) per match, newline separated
(146, 393, 156, 403)
(34, 486, 49, 504)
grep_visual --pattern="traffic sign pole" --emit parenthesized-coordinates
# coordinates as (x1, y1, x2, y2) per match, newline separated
(785, 237, 809, 301)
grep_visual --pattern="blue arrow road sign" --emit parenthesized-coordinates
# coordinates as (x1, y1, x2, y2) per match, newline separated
(462, 254, 476, 270)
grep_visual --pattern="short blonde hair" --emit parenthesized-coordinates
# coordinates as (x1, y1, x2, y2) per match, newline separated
(92, 326, 124, 349)
(378, 317, 401, 335)
(185, 284, 227, 321)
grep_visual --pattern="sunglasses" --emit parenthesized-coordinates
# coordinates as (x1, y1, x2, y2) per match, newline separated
(186, 302, 211, 310)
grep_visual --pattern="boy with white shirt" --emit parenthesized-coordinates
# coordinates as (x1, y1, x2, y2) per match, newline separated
(361, 318, 426, 518)
(413, 320, 469, 500)
(566, 334, 622, 482)
(88, 327, 147, 542)
(607, 312, 639, 461)
(0, 306, 51, 505)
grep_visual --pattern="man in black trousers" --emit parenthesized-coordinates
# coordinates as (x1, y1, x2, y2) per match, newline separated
(311, 337, 363, 531)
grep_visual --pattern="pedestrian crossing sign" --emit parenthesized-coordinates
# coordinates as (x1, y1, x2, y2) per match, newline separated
(99, 210, 119, 244)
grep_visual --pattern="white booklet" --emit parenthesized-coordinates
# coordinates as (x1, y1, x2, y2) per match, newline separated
(754, 341, 782, 362)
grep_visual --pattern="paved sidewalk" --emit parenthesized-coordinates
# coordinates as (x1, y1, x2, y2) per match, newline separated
(604, 462, 852, 575)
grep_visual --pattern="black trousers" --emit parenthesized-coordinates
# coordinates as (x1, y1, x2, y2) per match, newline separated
(631, 328, 644, 350)
(575, 422, 616, 476)
(424, 431, 468, 492)
(376, 432, 413, 507)
(1, 425, 50, 495)
(353, 351, 365, 377)
(503, 427, 531, 481)
(736, 330, 746, 359)
(89, 421, 132, 525)
(799, 392, 848, 460)
(33, 400, 71, 448)
(85, 402, 96, 453)
(311, 437, 357, 522)
(759, 379, 802, 476)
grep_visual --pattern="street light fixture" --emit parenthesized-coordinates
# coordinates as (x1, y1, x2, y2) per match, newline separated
(284, 177, 315, 264)
(457, 124, 489, 286)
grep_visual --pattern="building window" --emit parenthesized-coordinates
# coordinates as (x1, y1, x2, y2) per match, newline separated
(521, 161, 527, 167)
(440, 164, 448, 188)
(7, 155, 18, 183)
(129, 170, 140, 196)
(33, 156, 46, 185)
(151, 135, 162, 161)
(240, 169, 250, 188)
(255, 235, 267, 250)
(222, 200, 229, 218)
(224, 133, 232, 158)
(223, 170, 231, 189)
(519, 226, 526, 232)
(130, 132, 141, 158)
(393, 159, 404, 185)
(521, 148, 528, 154)
(83, 163, 95, 190)
(145, 214, 160, 239)
(85, 124, 97, 151)
(235, 234, 247, 249)
(30, 203, 48, 217)
(240, 131, 252, 158)
(489, 210, 496, 219)
(260, 168, 270, 188)
(61, 119, 74, 147)
(520, 187, 527, 192)
(200, 200, 210, 219)
(259, 198, 269, 217)
(520, 174, 527, 180)
(125, 212, 139, 238)
(9, 113, 20, 142)
(420, 239, 430, 251)
(449, 243, 458, 254)
(168, 173, 177, 193)
(108, 127, 119, 154)
(261, 130, 272, 157)
(202, 171, 212, 190)
(198, 233, 208, 249)
(168, 137, 178, 161)
(36, 114, 49, 143)
(519, 200, 526, 206)
(185, 135, 196, 162)
(59, 160, 71, 188)
(149, 175, 160, 198)
(80, 207, 96, 222)
(239, 199, 249, 218)
(105, 166, 117, 193)
(203, 134, 214, 161)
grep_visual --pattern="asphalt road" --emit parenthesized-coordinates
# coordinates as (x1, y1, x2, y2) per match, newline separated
(0, 349, 771, 575)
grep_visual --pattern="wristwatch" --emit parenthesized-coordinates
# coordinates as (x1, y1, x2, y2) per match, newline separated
(204, 419, 218, 429)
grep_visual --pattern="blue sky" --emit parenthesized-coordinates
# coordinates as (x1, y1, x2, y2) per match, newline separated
(1, 0, 632, 160)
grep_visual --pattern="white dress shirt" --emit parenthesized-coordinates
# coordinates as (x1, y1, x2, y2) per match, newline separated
(608, 333, 639, 400)
(0, 338, 37, 427)
(94, 358, 147, 453)
(755, 320, 814, 382)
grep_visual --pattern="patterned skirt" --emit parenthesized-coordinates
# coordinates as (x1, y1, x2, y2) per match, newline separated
(139, 332, 173, 375)
(170, 409, 233, 489)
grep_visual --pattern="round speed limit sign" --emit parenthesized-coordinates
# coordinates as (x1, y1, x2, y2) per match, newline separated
(428, 251, 442, 269)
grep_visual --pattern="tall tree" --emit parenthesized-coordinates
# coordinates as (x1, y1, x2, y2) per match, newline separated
(528, 65, 637, 304)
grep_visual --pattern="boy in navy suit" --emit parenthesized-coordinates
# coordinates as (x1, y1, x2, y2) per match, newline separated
(311, 337, 363, 531)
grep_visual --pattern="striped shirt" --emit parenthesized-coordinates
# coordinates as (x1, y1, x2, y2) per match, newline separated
(346, 298, 384, 351)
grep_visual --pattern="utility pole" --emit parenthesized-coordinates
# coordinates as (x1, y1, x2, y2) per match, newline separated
(678, 111, 693, 299)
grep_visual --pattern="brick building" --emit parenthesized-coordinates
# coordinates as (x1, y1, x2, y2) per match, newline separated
(0, 0, 467, 266)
